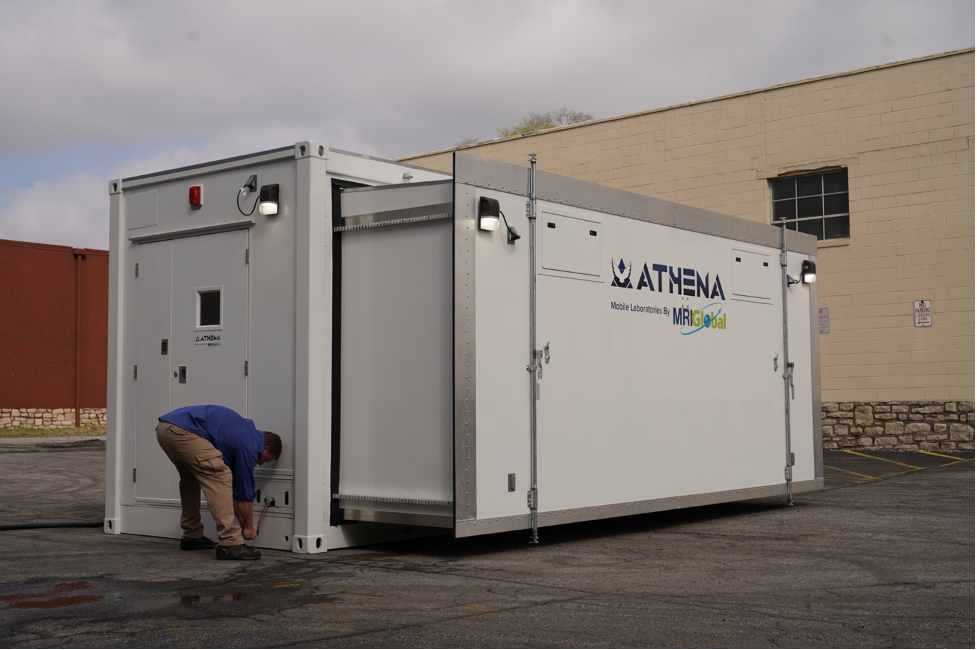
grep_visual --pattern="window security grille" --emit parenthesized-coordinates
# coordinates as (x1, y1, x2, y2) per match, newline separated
(770, 170, 849, 241)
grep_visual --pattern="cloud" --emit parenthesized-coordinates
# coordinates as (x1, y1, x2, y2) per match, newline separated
(0, 0, 971, 248)
(0, 126, 373, 249)
(0, 172, 108, 249)
(3, 0, 971, 157)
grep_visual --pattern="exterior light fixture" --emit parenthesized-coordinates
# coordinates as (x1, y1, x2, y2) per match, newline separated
(801, 260, 817, 284)
(258, 184, 279, 216)
(478, 196, 521, 244)
(478, 197, 500, 231)
(188, 185, 203, 210)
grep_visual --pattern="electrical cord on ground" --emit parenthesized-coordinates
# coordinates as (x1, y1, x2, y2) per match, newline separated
(0, 522, 103, 531)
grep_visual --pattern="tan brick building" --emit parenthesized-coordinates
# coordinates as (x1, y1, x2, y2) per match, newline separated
(402, 49, 975, 450)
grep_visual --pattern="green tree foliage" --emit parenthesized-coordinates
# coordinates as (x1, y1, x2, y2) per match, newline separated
(497, 108, 594, 138)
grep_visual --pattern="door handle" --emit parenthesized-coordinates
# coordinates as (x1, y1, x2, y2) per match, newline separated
(178, 366, 187, 384)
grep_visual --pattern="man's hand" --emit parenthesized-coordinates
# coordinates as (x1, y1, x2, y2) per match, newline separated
(233, 500, 257, 539)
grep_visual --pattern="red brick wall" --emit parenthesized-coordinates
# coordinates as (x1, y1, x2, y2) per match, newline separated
(78, 250, 108, 407)
(0, 239, 108, 409)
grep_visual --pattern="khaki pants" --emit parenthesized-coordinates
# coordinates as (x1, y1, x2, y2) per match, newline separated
(156, 421, 244, 546)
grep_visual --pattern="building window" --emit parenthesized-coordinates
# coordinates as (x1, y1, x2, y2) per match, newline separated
(770, 170, 849, 240)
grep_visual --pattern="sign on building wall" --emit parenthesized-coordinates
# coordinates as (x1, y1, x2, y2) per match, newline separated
(913, 300, 932, 327)
(818, 308, 830, 334)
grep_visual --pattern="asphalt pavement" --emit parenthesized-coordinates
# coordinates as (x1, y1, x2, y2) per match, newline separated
(0, 440, 972, 648)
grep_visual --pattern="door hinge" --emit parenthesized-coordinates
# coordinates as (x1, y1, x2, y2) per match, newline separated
(245, 249, 249, 265)
(133, 365, 137, 379)
(244, 360, 249, 376)
(135, 262, 139, 277)
(132, 468, 137, 482)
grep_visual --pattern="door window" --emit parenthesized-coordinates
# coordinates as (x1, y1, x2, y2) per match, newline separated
(196, 287, 222, 329)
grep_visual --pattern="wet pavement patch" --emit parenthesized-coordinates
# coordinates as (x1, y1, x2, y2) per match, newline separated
(0, 582, 103, 610)
(212, 592, 252, 602)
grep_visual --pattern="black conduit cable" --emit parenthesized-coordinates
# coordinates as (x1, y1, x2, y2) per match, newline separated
(236, 174, 260, 216)
(237, 189, 260, 217)
(499, 210, 521, 243)
(0, 522, 103, 532)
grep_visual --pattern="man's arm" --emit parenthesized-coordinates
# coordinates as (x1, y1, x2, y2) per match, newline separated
(233, 500, 258, 540)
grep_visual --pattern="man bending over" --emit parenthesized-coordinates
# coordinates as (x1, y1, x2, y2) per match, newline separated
(156, 405, 282, 561)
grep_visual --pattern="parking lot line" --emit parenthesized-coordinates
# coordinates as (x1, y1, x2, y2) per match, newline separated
(841, 449, 924, 469)
(937, 459, 975, 468)
(917, 450, 975, 462)
(823, 464, 881, 480)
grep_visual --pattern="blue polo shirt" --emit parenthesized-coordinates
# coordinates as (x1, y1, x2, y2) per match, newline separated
(160, 405, 264, 502)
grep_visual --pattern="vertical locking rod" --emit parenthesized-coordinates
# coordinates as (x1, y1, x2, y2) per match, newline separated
(527, 154, 540, 543)
(780, 222, 795, 506)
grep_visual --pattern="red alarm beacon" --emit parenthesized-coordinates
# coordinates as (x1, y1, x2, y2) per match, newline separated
(188, 185, 203, 210)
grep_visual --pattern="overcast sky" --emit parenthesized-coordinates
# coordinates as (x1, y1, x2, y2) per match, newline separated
(0, 0, 972, 249)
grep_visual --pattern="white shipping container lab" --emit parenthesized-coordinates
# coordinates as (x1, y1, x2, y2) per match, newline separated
(105, 145, 822, 554)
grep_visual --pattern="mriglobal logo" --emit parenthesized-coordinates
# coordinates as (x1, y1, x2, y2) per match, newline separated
(610, 258, 725, 300)
(673, 303, 726, 335)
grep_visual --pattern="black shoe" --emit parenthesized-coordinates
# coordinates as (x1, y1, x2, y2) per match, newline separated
(180, 535, 217, 551)
(216, 544, 261, 561)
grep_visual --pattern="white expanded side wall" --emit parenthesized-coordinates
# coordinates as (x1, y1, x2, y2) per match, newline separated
(462, 172, 819, 533)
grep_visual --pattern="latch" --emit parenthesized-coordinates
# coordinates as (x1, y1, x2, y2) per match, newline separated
(773, 354, 778, 372)
(527, 349, 544, 400)
(534, 349, 543, 399)
(786, 362, 795, 399)
(526, 489, 538, 509)
(544, 341, 551, 364)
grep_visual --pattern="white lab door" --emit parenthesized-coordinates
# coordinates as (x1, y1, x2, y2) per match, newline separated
(133, 230, 250, 501)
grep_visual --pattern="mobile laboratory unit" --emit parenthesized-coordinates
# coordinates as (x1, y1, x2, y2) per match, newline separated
(104, 144, 822, 553)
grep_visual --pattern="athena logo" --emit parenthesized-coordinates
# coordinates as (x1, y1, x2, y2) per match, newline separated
(611, 258, 632, 288)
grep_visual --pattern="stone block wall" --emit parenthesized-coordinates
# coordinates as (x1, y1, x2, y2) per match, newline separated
(822, 401, 974, 451)
(4, 405, 975, 451)
(0, 408, 106, 428)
